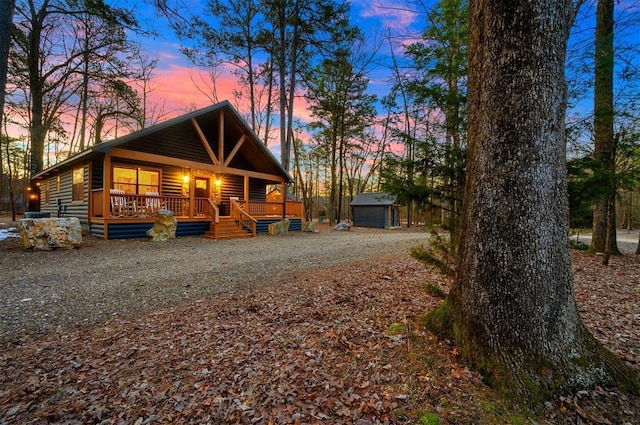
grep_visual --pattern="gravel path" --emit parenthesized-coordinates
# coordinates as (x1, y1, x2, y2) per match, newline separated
(0, 226, 428, 342)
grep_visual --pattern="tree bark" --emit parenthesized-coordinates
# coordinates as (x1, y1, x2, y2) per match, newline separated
(0, 0, 15, 126)
(590, 0, 619, 255)
(441, 0, 638, 407)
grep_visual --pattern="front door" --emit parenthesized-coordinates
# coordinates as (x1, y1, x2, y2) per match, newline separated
(195, 177, 209, 198)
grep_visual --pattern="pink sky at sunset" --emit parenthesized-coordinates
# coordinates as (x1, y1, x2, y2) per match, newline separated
(135, 0, 425, 123)
(148, 66, 226, 113)
(131, 0, 425, 160)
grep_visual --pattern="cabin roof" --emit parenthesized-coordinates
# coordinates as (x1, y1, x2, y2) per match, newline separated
(34, 101, 292, 183)
(351, 192, 398, 206)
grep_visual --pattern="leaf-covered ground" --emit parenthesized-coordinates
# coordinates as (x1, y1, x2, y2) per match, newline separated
(1, 249, 639, 424)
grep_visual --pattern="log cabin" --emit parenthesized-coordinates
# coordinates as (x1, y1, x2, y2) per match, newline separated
(32, 101, 302, 239)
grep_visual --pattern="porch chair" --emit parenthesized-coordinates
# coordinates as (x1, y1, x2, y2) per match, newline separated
(110, 189, 136, 217)
(144, 191, 162, 215)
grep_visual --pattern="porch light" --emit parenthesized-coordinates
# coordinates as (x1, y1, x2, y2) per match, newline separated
(182, 174, 190, 184)
(215, 178, 222, 187)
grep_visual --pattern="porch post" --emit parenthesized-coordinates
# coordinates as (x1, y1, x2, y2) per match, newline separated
(244, 175, 249, 208)
(88, 161, 93, 219)
(188, 170, 195, 218)
(218, 110, 224, 165)
(103, 153, 111, 240)
(281, 179, 286, 218)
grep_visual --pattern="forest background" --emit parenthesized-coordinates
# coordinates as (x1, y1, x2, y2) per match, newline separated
(0, 0, 638, 241)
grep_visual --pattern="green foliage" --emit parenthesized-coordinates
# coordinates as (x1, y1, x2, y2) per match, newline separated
(509, 416, 528, 425)
(423, 298, 453, 339)
(423, 282, 446, 299)
(481, 402, 504, 415)
(410, 231, 456, 277)
(379, 141, 440, 210)
(615, 129, 640, 191)
(566, 155, 605, 229)
(304, 31, 378, 222)
(418, 411, 440, 425)
(385, 322, 406, 335)
(381, 0, 468, 231)
(570, 239, 590, 250)
(567, 129, 640, 237)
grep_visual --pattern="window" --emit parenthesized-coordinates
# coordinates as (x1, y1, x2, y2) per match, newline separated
(138, 169, 160, 194)
(113, 167, 137, 193)
(113, 166, 160, 194)
(72, 167, 84, 201)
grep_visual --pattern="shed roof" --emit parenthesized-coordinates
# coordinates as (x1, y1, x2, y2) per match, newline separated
(350, 192, 398, 206)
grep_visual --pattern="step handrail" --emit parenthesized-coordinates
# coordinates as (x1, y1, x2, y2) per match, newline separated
(205, 198, 220, 223)
(230, 198, 257, 237)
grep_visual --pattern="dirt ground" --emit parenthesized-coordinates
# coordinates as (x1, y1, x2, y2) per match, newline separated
(1, 214, 639, 424)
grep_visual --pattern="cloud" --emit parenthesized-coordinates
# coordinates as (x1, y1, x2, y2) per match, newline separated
(352, 0, 421, 31)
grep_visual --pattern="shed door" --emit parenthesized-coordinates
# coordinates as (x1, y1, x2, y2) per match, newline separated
(353, 206, 385, 228)
(392, 206, 400, 226)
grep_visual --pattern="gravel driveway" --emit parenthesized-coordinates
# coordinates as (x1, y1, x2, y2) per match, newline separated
(0, 226, 428, 341)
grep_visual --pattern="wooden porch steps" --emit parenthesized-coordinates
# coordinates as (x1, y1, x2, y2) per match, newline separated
(202, 217, 253, 240)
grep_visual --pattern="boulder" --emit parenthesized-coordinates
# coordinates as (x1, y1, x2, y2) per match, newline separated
(268, 218, 291, 236)
(333, 222, 351, 231)
(19, 217, 82, 250)
(303, 221, 318, 233)
(146, 209, 177, 241)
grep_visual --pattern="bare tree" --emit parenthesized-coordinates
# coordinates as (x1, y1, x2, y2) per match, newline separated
(11, 0, 137, 180)
(129, 51, 167, 129)
(0, 0, 16, 127)
(90, 79, 140, 144)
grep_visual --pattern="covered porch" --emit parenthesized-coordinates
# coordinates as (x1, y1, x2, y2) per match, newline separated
(89, 188, 304, 239)
(91, 191, 304, 220)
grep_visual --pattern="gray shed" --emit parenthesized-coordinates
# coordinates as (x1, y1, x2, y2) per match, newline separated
(351, 192, 400, 228)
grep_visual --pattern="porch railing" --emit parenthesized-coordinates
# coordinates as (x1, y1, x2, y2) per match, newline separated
(93, 191, 192, 218)
(245, 200, 304, 217)
(92, 190, 303, 220)
(231, 198, 257, 236)
(203, 198, 219, 223)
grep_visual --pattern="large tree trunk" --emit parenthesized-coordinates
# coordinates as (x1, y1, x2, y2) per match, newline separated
(27, 18, 44, 211)
(440, 0, 637, 407)
(0, 0, 15, 126)
(590, 0, 619, 255)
